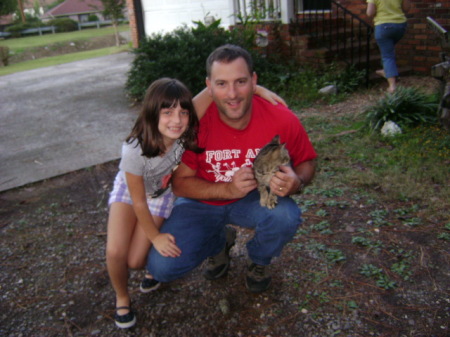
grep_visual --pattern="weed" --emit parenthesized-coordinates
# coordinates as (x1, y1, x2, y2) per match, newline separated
(325, 249, 346, 264)
(359, 264, 382, 278)
(403, 217, 422, 227)
(347, 300, 359, 309)
(321, 188, 344, 198)
(315, 209, 328, 217)
(329, 280, 344, 288)
(391, 261, 412, 281)
(364, 86, 439, 132)
(437, 232, 450, 241)
(310, 221, 331, 232)
(394, 204, 420, 216)
(352, 236, 383, 249)
(299, 199, 317, 212)
(316, 291, 331, 304)
(376, 274, 397, 290)
(359, 264, 397, 289)
(324, 199, 339, 207)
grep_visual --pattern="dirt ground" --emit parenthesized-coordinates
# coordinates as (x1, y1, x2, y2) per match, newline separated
(0, 39, 449, 336)
(1, 76, 449, 336)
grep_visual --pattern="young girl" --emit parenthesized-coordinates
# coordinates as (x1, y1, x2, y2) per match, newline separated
(106, 78, 285, 329)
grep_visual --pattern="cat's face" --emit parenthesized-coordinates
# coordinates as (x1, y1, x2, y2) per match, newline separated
(254, 135, 291, 173)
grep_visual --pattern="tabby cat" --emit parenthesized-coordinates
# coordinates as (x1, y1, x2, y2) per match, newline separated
(253, 135, 291, 209)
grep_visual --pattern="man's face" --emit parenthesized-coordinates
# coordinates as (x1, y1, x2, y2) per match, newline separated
(206, 57, 257, 129)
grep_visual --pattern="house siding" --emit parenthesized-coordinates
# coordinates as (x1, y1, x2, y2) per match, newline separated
(141, 0, 234, 35)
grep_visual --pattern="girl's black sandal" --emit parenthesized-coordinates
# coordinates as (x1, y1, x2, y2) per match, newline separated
(114, 306, 136, 329)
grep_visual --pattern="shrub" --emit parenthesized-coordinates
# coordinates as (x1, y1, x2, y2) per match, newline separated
(6, 21, 45, 37)
(88, 14, 99, 22)
(47, 18, 78, 32)
(126, 18, 365, 105)
(126, 20, 236, 101)
(364, 86, 439, 132)
(0, 46, 9, 66)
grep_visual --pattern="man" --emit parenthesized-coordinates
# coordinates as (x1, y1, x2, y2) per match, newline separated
(147, 44, 317, 293)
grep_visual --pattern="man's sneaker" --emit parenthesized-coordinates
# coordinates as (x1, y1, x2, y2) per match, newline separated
(203, 226, 237, 280)
(140, 276, 161, 293)
(114, 306, 136, 329)
(245, 261, 272, 293)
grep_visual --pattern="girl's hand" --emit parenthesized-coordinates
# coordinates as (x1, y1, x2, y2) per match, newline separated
(152, 233, 181, 258)
(255, 85, 288, 107)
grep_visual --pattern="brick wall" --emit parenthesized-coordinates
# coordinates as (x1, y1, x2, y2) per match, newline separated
(126, 0, 139, 48)
(340, 0, 450, 75)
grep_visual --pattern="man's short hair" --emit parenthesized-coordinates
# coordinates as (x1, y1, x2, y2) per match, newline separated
(206, 44, 254, 78)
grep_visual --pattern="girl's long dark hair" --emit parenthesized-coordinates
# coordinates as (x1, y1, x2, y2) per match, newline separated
(126, 78, 203, 157)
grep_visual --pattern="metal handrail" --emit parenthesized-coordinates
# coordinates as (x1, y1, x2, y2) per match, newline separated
(293, 0, 374, 87)
(234, 0, 282, 22)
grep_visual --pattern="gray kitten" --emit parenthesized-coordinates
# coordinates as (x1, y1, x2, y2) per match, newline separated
(253, 135, 291, 209)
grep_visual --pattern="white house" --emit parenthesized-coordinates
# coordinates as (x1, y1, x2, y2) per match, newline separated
(140, 1, 320, 36)
(142, 0, 236, 35)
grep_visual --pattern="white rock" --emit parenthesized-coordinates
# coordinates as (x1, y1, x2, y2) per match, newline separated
(381, 121, 402, 136)
(319, 85, 337, 95)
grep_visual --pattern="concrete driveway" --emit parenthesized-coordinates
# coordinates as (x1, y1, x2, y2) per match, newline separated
(0, 52, 138, 192)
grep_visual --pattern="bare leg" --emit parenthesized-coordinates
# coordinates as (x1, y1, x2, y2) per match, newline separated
(387, 77, 397, 93)
(106, 203, 165, 315)
(128, 215, 164, 275)
(375, 69, 386, 78)
(106, 202, 138, 315)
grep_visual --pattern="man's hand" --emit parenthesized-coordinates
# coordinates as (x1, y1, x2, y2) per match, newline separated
(227, 167, 257, 198)
(270, 165, 300, 197)
(152, 233, 181, 258)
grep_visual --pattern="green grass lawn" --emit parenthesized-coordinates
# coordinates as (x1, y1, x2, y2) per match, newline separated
(0, 25, 131, 76)
(0, 45, 131, 76)
(0, 25, 130, 53)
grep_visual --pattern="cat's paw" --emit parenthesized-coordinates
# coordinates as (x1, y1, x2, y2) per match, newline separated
(260, 195, 278, 209)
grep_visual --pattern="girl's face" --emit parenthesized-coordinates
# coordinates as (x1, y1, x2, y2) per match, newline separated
(158, 101, 190, 145)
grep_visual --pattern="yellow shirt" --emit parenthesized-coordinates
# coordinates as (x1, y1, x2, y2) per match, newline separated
(367, 0, 407, 25)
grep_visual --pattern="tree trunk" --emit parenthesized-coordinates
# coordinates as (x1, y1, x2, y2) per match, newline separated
(113, 22, 120, 47)
(17, 0, 26, 23)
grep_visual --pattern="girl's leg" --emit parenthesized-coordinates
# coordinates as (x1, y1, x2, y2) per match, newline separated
(128, 215, 164, 292)
(106, 202, 137, 314)
(127, 215, 164, 268)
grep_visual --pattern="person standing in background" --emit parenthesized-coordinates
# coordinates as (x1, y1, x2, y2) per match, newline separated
(367, 0, 411, 93)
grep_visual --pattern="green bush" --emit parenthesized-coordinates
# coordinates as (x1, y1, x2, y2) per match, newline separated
(126, 20, 235, 101)
(125, 18, 366, 105)
(126, 19, 286, 101)
(6, 20, 45, 37)
(0, 46, 9, 66)
(88, 14, 99, 22)
(364, 87, 439, 132)
(47, 18, 78, 32)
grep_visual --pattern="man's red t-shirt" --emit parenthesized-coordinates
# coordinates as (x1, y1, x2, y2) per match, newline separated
(182, 96, 317, 205)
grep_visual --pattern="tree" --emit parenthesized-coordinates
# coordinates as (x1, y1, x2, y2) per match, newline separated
(101, 0, 125, 47)
(0, 0, 17, 16)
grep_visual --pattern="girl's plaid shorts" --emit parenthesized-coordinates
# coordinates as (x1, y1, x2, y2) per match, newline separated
(108, 173, 175, 219)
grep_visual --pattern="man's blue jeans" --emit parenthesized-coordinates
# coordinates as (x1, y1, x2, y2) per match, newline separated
(147, 189, 302, 282)
(375, 22, 407, 79)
